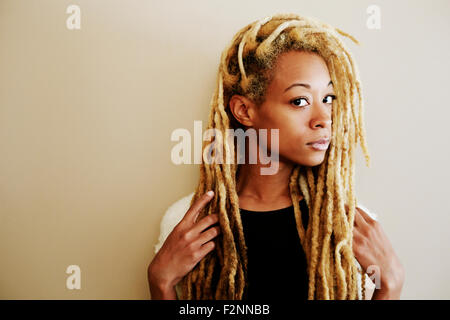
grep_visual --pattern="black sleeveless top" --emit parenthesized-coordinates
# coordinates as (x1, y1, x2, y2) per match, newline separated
(239, 198, 309, 300)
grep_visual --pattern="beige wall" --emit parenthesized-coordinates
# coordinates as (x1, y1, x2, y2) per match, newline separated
(0, 0, 449, 299)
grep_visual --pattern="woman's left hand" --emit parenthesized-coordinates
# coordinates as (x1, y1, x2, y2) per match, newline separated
(350, 206, 405, 299)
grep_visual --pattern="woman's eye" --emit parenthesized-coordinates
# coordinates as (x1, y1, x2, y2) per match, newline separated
(291, 97, 309, 107)
(324, 95, 336, 104)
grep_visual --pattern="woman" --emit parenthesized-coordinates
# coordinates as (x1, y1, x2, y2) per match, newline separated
(148, 13, 405, 300)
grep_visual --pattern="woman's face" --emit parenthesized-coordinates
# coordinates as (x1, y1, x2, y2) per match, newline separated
(231, 50, 334, 167)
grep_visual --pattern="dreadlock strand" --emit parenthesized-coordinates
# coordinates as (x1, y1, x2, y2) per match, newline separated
(305, 167, 316, 203)
(214, 166, 238, 299)
(307, 160, 327, 299)
(318, 128, 338, 299)
(289, 166, 308, 254)
(213, 74, 248, 300)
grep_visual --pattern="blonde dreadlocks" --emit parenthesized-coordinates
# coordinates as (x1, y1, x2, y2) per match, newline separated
(179, 13, 371, 300)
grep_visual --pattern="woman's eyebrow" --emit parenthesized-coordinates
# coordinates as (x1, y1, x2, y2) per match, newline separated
(284, 80, 333, 92)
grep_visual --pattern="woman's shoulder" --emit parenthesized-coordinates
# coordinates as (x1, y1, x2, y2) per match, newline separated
(154, 191, 195, 254)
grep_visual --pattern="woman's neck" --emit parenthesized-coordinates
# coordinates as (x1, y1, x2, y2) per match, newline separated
(236, 161, 301, 211)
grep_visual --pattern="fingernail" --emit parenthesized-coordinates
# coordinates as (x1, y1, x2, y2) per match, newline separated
(206, 190, 214, 197)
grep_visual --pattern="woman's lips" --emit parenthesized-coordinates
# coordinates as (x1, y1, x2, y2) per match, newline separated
(307, 138, 330, 151)
(308, 142, 329, 151)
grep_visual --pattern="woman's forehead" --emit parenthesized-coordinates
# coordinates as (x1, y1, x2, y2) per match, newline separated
(269, 51, 332, 91)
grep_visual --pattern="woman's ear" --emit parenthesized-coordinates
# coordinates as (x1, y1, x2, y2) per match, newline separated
(228, 94, 257, 128)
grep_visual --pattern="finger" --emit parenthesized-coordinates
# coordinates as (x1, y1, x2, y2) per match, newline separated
(198, 241, 216, 259)
(195, 226, 221, 246)
(191, 213, 219, 234)
(191, 241, 217, 265)
(352, 224, 368, 251)
(353, 206, 368, 227)
(352, 226, 363, 251)
(356, 206, 376, 224)
(352, 223, 362, 239)
(183, 191, 214, 225)
(345, 203, 365, 227)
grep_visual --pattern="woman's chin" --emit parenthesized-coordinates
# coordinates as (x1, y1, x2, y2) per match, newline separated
(294, 153, 327, 167)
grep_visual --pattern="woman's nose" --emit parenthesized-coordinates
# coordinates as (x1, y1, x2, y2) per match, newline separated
(310, 105, 332, 129)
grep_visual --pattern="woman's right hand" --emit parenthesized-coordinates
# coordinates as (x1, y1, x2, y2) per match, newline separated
(148, 190, 221, 297)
